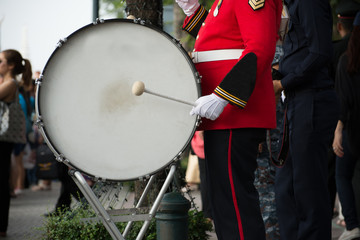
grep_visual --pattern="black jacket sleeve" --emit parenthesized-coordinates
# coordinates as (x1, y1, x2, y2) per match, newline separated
(214, 52, 257, 108)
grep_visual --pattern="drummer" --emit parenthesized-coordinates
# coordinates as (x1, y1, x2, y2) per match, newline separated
(175, 0, 282, 239)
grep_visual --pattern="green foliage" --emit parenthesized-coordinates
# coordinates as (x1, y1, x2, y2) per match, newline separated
(100, 0, 127, 18)
(40, 206, 110, 240)
(40, 203, 213, 240)
(187, 211, 213, 240)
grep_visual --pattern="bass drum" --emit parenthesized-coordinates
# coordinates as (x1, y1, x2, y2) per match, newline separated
(36, 19, 200, 181)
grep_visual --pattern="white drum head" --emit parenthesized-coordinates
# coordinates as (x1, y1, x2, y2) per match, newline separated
(37, 19, 200, 181)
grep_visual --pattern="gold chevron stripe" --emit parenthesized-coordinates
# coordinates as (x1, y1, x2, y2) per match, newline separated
(249, 0, 265, 10)
(250, 0, 265, 4)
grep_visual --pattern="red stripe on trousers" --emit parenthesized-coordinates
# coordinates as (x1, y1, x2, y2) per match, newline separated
(228, 130, 245, 240)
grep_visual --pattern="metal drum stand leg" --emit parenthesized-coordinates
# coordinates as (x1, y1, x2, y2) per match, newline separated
(70, 164, 177, 240)
(71, 170, 125, 240)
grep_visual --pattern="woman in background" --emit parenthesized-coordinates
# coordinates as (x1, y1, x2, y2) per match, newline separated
(332, 12, 360, 240)
(11, 61, 34, 196)
(0, 49, 31, 237)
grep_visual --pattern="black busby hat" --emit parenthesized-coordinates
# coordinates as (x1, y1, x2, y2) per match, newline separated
(336, 0, 360, 18)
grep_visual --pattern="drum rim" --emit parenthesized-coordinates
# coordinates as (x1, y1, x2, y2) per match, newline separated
(35, 18, 201, 182)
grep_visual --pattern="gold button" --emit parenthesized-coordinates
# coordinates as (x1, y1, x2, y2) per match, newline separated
(202, 22, 205, 27)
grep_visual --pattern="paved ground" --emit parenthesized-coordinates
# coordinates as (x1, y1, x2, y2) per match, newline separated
(2, 180, 345, 240)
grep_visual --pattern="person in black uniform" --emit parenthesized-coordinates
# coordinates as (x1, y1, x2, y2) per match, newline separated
(272, 0, 340, 239)
(328, 0, 360, 221)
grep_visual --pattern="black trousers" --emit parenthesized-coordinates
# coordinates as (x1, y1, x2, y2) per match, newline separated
(0, 142, 13, 232)
(55, 163, 83, 211)
(275, 90, 339, 240)
(204, 128, 266, 240)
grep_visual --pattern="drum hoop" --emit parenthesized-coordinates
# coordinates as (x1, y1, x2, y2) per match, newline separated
(35, 19, 201, 182)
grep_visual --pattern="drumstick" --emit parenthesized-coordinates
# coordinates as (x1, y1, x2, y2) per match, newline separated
(132, 81, 195, 106)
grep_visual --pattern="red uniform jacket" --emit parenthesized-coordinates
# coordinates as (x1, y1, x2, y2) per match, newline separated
(183, 0, 282, 130)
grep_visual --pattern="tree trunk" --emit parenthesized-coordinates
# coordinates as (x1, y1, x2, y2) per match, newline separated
(125, 0, 163, 28)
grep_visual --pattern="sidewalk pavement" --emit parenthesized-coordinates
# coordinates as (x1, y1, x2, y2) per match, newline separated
(2, 180, 345, 240)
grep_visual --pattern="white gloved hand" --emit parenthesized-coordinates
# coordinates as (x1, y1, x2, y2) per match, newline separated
(190, 93, 228, 120)
(175, 0, 200, 16)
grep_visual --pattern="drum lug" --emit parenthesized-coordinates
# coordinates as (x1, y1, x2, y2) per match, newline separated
(133, 18, 146, 25)
(173, 152, 182, 162)
(35, 75, 43, 86)
(138, 174, 150, 181)
(35, 116, 44, 127)
(56, 154, 66, 163)
(94, 176, 107, 182)
(93, 18, 105, 25)
(195, 73, 202, 84)
(172, 38, 180, 45)
(196, 116, 202, 127)
(56, 38, 67, 48)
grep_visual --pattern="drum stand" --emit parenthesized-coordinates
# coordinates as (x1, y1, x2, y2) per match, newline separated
(70, 164, 177, 240)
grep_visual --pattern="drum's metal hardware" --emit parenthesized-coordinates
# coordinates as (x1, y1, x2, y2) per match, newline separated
(173, 152, 182, 162)
(195, 72, 202, 84)
(196, 118, 202, 127)
(172, 38, 180, 44)
(56, 154, 66, 163)
(133, 18, 145, 25)
(93, 18, 105, 25)
(35, 116, 44, 127)
(56, 38, 67, 48)
(35, 75, 43, 86)
(94, 176, 107, 182)
(138, 175, 150, 181)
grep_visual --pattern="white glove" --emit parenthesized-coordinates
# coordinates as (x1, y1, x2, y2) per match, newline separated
(190, 93, 228, 120)
(175, 0, 200, 16)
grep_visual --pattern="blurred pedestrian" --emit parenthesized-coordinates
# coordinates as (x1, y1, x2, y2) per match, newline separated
(0, 49, 30, 237)
(30, 71, 52, 192)
(273, 0, 340, 239)
(328, 1, 360, 221)
(44, 163, 84, 216)
(255, 44, 286, 240)
(190, 131, 212, 220)
(332, 11, 360, 240)
(10, 61, 34, 196)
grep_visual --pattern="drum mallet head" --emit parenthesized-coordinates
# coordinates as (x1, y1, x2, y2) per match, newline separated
(132, 81, 145, 96)
(132, 81, 195, 106)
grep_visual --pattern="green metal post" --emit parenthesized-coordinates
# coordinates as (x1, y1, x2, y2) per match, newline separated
(155, 192, 191, 240)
